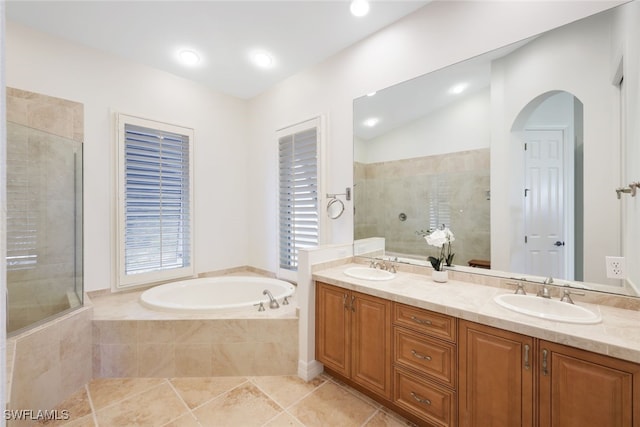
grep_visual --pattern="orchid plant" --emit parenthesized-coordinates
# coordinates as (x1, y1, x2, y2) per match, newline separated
(417, 226, 455, 271)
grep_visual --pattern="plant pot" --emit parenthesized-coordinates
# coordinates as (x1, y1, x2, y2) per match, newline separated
(432, 270, 448, 283)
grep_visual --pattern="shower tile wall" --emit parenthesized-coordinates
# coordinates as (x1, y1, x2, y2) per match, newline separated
(355, 149, 491, 267)
(6, 88, 83, 333)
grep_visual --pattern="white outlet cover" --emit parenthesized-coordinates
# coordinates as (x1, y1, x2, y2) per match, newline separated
(605, 256, 626, 279)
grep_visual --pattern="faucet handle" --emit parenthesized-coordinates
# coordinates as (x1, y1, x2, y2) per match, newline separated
(508, 282, 526, 295)
(254, 302, 265, 312)
(560, 289, 585, 304)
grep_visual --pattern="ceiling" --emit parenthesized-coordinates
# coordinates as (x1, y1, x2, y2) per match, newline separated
(6, 1, 428, 99)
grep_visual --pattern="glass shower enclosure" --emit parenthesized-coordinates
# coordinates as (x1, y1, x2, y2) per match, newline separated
(6, 121, 83, 335)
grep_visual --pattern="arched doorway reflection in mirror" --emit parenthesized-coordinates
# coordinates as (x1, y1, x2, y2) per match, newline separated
(509, 91, 584, 281)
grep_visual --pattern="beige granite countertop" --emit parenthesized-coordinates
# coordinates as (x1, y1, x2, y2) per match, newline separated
(313, 263, 640, 364)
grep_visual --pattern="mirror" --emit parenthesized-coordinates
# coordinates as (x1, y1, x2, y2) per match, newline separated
(354, 1, 640, 297)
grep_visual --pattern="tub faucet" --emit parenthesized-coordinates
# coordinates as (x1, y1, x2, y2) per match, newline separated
(263, 289, 280, 309)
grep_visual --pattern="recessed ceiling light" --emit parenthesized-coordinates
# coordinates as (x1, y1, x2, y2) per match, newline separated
(367, 91, 377, 97)
(364, 117, 379, 127)
(252, 51, 274, 69)
(178, 49, 201, 66)
(350, 0, 370, 17)
(449, 83, 468, 95)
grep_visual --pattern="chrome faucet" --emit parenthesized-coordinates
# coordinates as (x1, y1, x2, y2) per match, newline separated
(537, 284, 552, 298)
(263, 289, 280, 309)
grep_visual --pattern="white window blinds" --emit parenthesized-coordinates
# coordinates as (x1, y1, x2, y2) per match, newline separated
(278, 123, 319, 272)
(6, 124, 38, 271)
(117, 115, 194, 287)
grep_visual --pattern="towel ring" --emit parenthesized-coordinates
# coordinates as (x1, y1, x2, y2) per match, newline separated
(327, 197, 345, 219)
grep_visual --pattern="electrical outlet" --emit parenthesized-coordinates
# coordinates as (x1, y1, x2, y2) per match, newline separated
(605, 256, 626, 279)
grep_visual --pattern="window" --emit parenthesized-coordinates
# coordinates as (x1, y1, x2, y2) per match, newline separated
(116, 114, 194, 288)
(278, 118, 323, 280)
(6, 123, 38, 271)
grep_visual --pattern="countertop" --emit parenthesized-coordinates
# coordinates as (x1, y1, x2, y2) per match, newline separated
(313, 263, 640, 364)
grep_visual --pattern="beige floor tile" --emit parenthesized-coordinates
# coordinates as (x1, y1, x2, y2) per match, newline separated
(50, 414, 96, 427)
(192, 382, 283, 427)
(288, 382, 378, 427)
(250, 376, 326, 408)
(35, 387, 93, 425)
(95, 383, 189, 427)
(161, 413, 201, 427)
(169, 377, 248, 409)
(364, 409, 413, 427)
(263, 412, 305, 427)
(87, 377, 165, 410)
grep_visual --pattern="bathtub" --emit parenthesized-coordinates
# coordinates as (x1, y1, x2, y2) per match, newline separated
(140, 276, 295, 313)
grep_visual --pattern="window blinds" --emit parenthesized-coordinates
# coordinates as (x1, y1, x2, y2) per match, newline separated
(278, 127, 319, 271)
(123, 123, 191, 276)
(6, 126, 38, 271)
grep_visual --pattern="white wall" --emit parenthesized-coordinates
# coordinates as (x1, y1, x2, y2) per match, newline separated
(246, 0, 621, 273)
(6, 22, 249, 292)
(360, 87, 490, 164)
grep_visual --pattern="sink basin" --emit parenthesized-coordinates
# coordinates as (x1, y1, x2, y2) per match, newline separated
(344, 267, 396, 281)
(493, 294, 601, 324)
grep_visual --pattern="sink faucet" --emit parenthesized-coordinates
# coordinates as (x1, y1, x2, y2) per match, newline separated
(263, 289, 280, 309)
(537, 284, 551, 299)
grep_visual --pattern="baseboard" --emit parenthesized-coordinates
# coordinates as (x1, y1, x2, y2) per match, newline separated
(297, 359, 324, 382)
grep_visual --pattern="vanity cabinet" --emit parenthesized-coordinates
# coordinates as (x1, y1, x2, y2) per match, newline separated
(315, 282, 392, 399)
(393, 303, 458, 427)
(459, 320, 640, 427)
(458, 320, 534, 427)
(538, 340, 640, 427)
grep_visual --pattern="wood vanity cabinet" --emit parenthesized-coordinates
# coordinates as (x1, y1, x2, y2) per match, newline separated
(538, 340, 640, 427)
(315, 282, 392, 399)
(393, 303, 458, 427)
(459, 320, 640, 427)
(458, 320, 535, 427)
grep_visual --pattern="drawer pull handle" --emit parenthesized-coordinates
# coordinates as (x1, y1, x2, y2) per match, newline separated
(411, 350, 432, 361)
(410, 316, 432, 325)
(410, 392, 431, 405)
(542, 349, 549, 376)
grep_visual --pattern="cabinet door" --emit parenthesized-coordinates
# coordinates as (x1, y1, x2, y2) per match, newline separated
(315, 282, 350, 376)
(459, 320, 534, 427)
(352, 291, 392, 399)
(539, 340, 640, 427)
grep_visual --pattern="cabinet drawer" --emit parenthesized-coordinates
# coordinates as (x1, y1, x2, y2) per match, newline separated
(394, 367, 456, 427)
(394, 303, 456, 342)
(394, 327, 456, 388)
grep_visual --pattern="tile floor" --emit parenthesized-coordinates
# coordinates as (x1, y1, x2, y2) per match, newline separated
(34, 374, 415, 427)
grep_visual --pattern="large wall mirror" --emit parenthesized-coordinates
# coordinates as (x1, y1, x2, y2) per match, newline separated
(354, 1, 640, 297)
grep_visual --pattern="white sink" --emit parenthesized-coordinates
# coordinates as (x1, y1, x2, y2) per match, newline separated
(344, 267, 396, 281)
(493, 294, 601, 324)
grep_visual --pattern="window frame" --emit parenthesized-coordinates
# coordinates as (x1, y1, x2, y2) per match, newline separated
(276, 116, 327, 282)
(115, 113, 195, 289)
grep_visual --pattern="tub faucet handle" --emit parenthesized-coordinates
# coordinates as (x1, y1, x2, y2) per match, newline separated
(282, 296, 290, 305)
(254, 302, 265, 312)
(263, 289, 280, 309)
